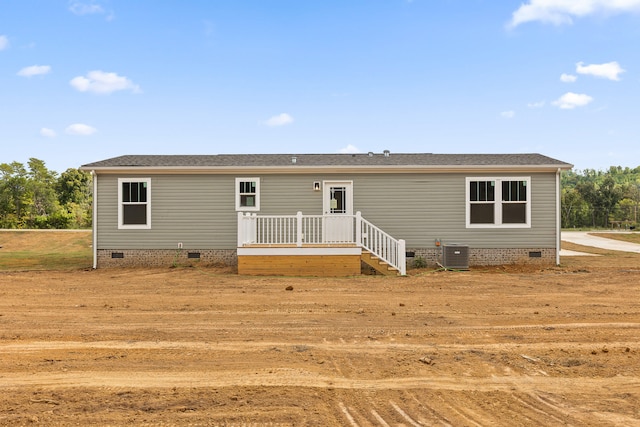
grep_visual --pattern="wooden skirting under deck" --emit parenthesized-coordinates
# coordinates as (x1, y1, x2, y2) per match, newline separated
(238, 254, 361, 276)
(237, 246, 362, 276)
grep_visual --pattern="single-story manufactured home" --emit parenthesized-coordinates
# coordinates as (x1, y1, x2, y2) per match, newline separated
(80, 152, 573, 276)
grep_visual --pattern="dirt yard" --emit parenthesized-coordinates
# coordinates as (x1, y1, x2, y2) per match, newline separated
(1, 237, 639, 425)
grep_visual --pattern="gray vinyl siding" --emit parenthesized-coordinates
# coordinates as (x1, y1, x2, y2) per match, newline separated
(351, 172, 557, 249)
(96, 174, 238, 250)
(96, 172, 558, 250)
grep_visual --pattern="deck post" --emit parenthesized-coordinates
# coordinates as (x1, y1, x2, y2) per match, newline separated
(398, 239, 406, 276)
(238, 212, 257, 246)
(296, 211, 303, 247)
(237, 212, 245, 247)
(249, 213, 257, 245)
(355, 211, 362, 247)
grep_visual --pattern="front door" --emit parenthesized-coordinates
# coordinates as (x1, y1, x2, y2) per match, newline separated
(323, 181, 353, 243)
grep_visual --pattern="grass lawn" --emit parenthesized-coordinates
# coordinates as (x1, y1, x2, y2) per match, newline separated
(0, 229, 637, 272)
(0, 230, 92, 271)
(591, 232, 640, 244)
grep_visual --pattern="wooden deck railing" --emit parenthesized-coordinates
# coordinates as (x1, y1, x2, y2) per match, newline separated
(238, 211, 406, 275)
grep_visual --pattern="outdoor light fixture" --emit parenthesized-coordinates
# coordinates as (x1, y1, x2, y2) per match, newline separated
(313, 181, 321, 191)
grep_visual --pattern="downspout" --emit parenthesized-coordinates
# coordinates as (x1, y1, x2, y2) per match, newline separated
(556, 168, 561, 265)
(91, 170, 97, 269)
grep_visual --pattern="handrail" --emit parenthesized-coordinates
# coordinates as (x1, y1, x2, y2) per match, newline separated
(238, 211, 406, 275)
(357, 213, 406, 275)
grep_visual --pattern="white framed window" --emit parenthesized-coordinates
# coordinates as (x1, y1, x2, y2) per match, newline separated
(118, 178, 151, 229)
(466, 177, 531, 228)
(235, 177, 260, 211)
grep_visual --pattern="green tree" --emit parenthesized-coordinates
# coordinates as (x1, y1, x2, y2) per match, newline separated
(598, 175, 624, 227)
(620, 181, 640, 224)
(57, 168, 91, 205)
(0, 159, 92, 229)
(575, 180, 599, 227)
(0, 162, 29, 227)
(572, 171, 626, 228)
(56, 168, 93, 228)
(24, 158, 60, 227)
(561, 187, 588, 228)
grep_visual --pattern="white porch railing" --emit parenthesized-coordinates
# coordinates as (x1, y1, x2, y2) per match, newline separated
(238, 211, 406, 275)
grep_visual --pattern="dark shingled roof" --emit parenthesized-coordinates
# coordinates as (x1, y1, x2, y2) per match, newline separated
(81, 153, 572, 169)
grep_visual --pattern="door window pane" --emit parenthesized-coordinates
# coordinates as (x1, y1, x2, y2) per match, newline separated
(330, 187, 346, 213)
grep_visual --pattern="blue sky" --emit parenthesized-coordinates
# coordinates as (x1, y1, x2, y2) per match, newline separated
(2, 0, 640, 173)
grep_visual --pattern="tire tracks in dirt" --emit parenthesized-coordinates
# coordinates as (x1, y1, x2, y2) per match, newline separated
(2, 369, 638, 394)
(2, 335, 637, 353)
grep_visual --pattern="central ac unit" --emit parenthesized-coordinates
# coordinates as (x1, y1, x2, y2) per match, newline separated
(442, 244, 469, 270)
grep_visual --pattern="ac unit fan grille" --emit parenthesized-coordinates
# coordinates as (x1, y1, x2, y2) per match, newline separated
(442, 245, 469, 270)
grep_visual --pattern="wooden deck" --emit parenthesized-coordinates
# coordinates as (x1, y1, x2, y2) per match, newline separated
(237, 212, 406, 276)
(237, 245, 401, 277)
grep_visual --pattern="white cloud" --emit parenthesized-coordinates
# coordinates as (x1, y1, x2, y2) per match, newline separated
(263, 113, 294, 127)
(509, 0, 640, 28)
(70, 70, 141, 94)
(40, 128, 57, 138)
(339, 144, 361, 154)
(576, 61, 625, 81)
(552, 92, 594, 109)
(560, 73, 577, 83)
(65, 123, 97, 135)
(0, 35, 8, 50)
(17, 65, 51, 77)
(69, 1, 104, 15)
(501, 111, 516, 119)
(527, 101, 545, 108)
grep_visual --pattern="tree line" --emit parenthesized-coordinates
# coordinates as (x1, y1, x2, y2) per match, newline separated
(562, 166, 640, 229)
(1, 158, 639, 230)
(0, 158, 92, 229)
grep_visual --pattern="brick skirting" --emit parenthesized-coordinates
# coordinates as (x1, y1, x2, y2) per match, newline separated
(97, 247, 556, 270)
(406, 247, 556, 269)
(97, 249, 238, 268)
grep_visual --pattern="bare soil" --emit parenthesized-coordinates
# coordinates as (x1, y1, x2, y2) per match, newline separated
(1, 239, 639, 425)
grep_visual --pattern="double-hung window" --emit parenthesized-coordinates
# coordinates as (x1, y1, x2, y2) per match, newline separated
(235, 177, 260, 211)
(466, 177, 530, 228)
(118, 178, 151, 229)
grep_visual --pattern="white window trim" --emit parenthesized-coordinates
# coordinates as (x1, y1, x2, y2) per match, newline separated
(465, 176, 531, 229)
(235, 177, 260, 211)
(118, 178, 151, 230)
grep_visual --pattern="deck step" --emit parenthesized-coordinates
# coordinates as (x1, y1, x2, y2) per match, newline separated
(361, 250, 400, 276)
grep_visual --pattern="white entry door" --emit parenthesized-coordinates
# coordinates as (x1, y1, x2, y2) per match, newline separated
(323, 181, 353, 243)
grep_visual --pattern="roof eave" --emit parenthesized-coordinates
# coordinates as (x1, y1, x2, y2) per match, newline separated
(81, 163, 573, 174)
